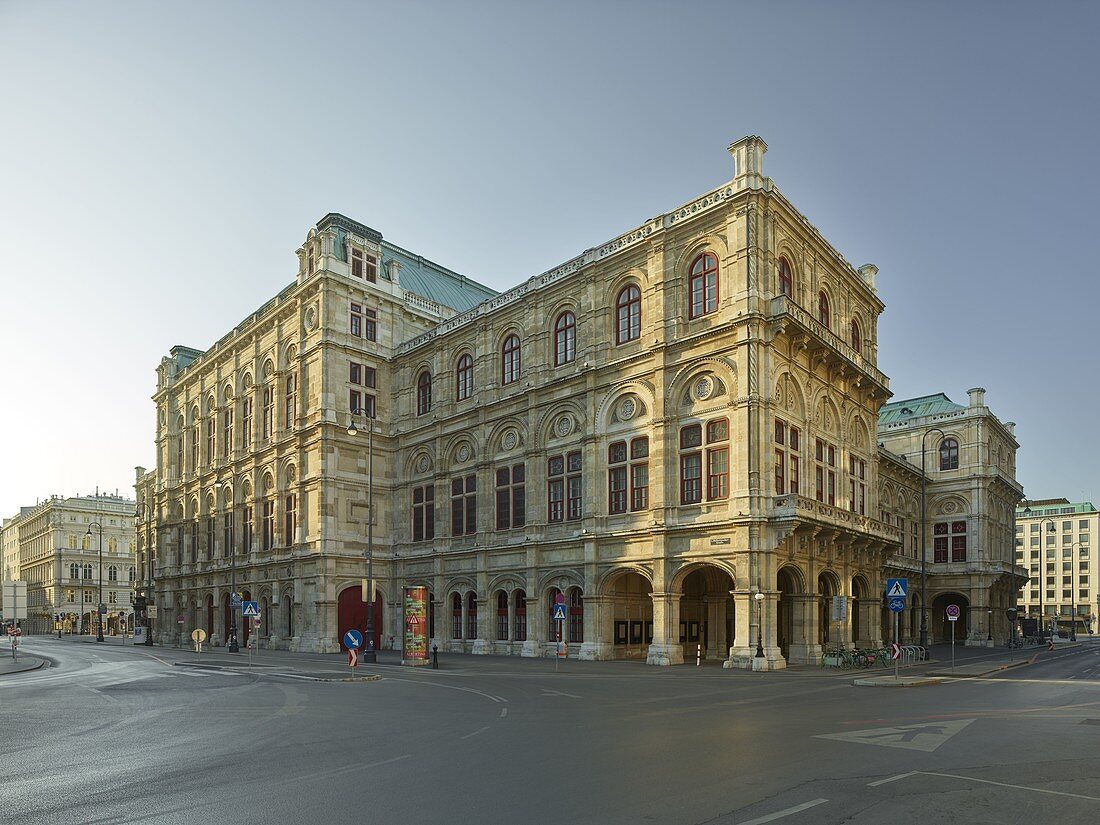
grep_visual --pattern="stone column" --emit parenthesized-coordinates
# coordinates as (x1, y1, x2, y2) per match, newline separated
(646, 592, 684, 666)
(723, 590, 755, 668)
(753, 592, 786, 670)
(521, 595, 543, 657)
(786, 594, 821, 665)
(579, 595, 613, 660)
(835, 596, 854, 648)
(857, 599, 882, 647)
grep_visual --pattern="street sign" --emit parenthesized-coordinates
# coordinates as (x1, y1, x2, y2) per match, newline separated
(230, 592, 242, 609)
(885, 579, 908, 598)
(98, 604, 107, 615)
(191, 628, 207, 642)
(946, 604, 960, 622)
(1047, 639, 1055, 651)
(890, 643, 901, 660)
(554, 592, 566, 605)
(348, 648, 359, 668)
(1, 581, 27, 620)
(343, 629, 363, 650)
(176, 614, 185, 624)
(551, 603, 568, 621)
(147, 605, 158, 618)
(831, 595, 847, 622)
(242, 601, 260, 617)
(888, 597, 905, 613)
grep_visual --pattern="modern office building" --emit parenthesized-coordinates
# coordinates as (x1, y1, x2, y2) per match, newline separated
(1015, 498, 1097, 637)
(140, 137, 1024, 665)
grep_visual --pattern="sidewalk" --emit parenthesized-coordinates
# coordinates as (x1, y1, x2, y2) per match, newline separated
(0, 652, 46, 676)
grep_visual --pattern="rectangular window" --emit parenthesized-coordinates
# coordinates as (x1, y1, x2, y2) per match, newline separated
(951, 520, 967, 562)
(242, 398, 253, 447)
(262, 387, 274, 439)
(548, 455, 565, 523)
(631, 437, 649, 511)
(285, 374, 297, 427)
(412, 486, 435, 542)
(284, 494, 296, 546)
(242, 505, 253, 553)
(567, 451, 582, 520)
(262, 499, 274, 552)
(450, 475, 476, 536)
(350, 303, 362, 337)
(350, 389, 361, 415)
(206, 418, 215, 465)
(206, 515, 215, 559)
(495, 464, 525, 530)
(223, 512, 234, 558)
(222, 407, 232, 458)
(933, 522, 948, 563)
(350, 362, 361, 385)
(775, 450, 786, 496)
(680, 453, 702, 504)
(848, 456, 866, 515)
(365, 308, 377, 342)
(707, 447, 729, 500)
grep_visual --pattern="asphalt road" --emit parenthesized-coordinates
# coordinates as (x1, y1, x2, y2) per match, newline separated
(2, 639, 1098, 825)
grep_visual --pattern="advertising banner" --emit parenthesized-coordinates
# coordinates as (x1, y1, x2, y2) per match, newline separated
(403, 586, 429, 666)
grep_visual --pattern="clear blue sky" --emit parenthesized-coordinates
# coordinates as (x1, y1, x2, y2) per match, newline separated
(2, 1, 1097, 517)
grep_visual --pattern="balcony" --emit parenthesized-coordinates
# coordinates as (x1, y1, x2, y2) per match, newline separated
(773, 493, 900, 546)
(768, 295, 889, 396)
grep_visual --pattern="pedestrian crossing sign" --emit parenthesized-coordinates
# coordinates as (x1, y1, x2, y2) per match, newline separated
(885, 579, 908, 598)
(242, 601, 260, 617)
(551, 603, 568, 621)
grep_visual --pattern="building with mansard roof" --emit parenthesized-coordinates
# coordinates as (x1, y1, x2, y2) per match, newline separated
(137, 138, 1025, 666)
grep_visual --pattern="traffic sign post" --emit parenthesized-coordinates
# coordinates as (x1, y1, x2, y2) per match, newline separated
(242, 601, 260, 618)
(946, 604, 960, 671)
(191, 627, 207, 653)
(885, 579, 908, 598)
(343, 629, 364, 650)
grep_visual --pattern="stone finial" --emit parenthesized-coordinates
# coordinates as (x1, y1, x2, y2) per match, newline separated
(1004, 421, 1016, 435)
(728, 136, 768, 180)
(967, 387, 986, 407)
(858, 263, 878, 290)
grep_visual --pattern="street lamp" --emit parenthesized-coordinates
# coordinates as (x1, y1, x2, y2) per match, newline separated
(1023, 507, 1055, 637)
(754, 591, 765, 658)
(86, 522, 105, 642)
(919, 427, 946, 647)
(347, 407, 377, 663)
(987, 609, 992, 642)
(216, 480, 239, 653)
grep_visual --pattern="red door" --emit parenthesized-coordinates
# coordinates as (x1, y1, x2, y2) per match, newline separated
(338, 585, 382, 651)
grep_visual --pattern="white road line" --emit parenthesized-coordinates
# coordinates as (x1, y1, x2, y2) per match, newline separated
(541, 688, 583, 699)
(460, 726, 490, 740)
(868, 771, 918, 787)
(904, 771, 1100, 802)
(737, 798, 829, 824)
(499, 707, 508, 718)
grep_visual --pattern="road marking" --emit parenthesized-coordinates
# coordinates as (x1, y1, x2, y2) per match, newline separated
(499, 707, 507, 718)
(891, 771, 1100, 802)
(736, 798, 828, 824)
(384, 676, 505, 704)
(460, 726, 490, 740)
(298, 754, 410, 782)
(540, 688, 583, 699)
(815, 718, 974, 752)
(867, 771, 918, 787)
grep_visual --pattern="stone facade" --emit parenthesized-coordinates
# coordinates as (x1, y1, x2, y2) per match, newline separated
(142, 137, 1021, 666)
(1, 494, 137, 635)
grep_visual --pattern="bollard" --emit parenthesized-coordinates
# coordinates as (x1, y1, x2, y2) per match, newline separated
(431, 644, 439, 669)
(696, 643, 701, 666)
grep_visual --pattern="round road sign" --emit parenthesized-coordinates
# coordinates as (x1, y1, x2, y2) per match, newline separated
(946, 604, 961, 618)
(191, 628, 207, 643)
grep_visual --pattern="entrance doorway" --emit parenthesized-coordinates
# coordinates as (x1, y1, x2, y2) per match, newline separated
(338, 584, 383, 651)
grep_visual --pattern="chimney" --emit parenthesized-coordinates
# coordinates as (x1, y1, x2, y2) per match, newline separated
(1004, 421, 1016, 436)
(728, 136, 767, 184)
(967, 387, 986, 408)
(858, 263, 879, 291)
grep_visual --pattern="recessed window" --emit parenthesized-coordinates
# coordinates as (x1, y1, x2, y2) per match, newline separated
(501, 334, 521, 385)
(412, 485, 435, 542)
(608, 437, 649, 514)
(495, 464, 526, 529)
(679, 420, 728, 504)
(450, 475, 476, 536)
(939, 438, 959, 470)
(350, 303, 362, 337)
(350, 248, 377, 282)
(416, 371, 432, 416)
(778, 258, 794, 297)
(456, 353, 474, 400)
(818, 291, 830, 329)
(688, 253, 718, 319)
(547, 451, 582, 522)
(814, 438, 836, 506)
(851, 319, 862, 353)
(615, 285, 641, 344)
(774, 418, 800, 496)
(554, 311, 576, 366)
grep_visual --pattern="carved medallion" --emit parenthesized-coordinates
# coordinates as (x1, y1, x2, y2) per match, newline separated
(416, 455, 430, 474)
(619, 397, 636, 420)
(502, 430, 518, 451)
(556, 415, 573, 437)
(694, 377, 714, 400)
(457, 444, 471, 463)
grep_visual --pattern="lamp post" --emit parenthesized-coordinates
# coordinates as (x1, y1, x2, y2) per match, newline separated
(754, 591, 765, 658)
(86, 522, 105, 642)
(987, 609, 992, 642)
(919, 427, 946, 647)
(1023, 507, 1055, 637)
(216, 480, 239, 653)
(144, 501, 154, 646)
(348, 407, 377, 663)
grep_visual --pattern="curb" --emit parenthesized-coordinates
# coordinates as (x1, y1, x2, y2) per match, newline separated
(0, 655, 47, 677)
(853, 676, 944, 687)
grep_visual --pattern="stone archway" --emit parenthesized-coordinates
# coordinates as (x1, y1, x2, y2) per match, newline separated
(817, 572, 840, 648)
(600, 569, 653, 661)
(678, 565, 736, 662)
(931, 592, 969, 644)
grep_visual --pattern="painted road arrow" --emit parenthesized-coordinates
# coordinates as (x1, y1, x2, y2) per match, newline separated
(814, 718, 975, 752)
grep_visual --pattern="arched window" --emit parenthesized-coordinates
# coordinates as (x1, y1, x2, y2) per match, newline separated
(466, 592, 478, 640)
(108, 565, 118, 582)
(851, 319, 862, 353)
(452, 593, 463, 639)
(83, 563, 92, 580)
(456, 354, 474, 400)
(554, 311, 576, 366)
(688, 253, 719, 318)
(568, 587, 583, 643)
(496, 591, 508, 641)
(818, 291, 830, 329)
(777, 257, 793, 297)
(501, 334, 521, 385)
(615, 284, 641, 344)
(513, 589, 527, 642)
(416, 371, 432, 416)
(69, 563, 79, 580)
(285, 374, 297, 428)
(939, 438, 959, 471)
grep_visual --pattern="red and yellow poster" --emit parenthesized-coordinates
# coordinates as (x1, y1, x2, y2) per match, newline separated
(403, 586, 429, 665)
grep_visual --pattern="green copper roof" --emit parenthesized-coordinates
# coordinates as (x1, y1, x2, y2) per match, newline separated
(878, 393, 965, 424)
(382, 242, 498, 314)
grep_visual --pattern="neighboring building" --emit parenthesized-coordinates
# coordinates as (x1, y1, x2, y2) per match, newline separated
(0, 494, 137, 635)
(142, 137, 1020, 666)
(1015, 498, 1097, 637)
(1, 509, 29, 621)
(877, 390, 1025, 645)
